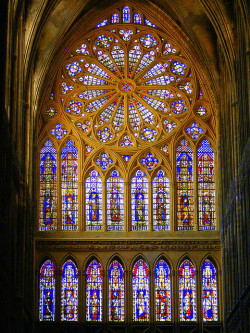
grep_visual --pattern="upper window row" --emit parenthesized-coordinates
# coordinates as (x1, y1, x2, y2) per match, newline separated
(39, 257, 218, 323)
(39, 138, 215, 232)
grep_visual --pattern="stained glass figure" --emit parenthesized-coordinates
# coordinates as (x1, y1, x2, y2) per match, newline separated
(176, 140, 194, 230)
(39, 140, 57, 231)
(109, 260, 125, 321)
(86, 260, 102, 321)
(50, 123, 68, 140)
(140, 153, 159, 170)
(198, 140, 215, 230)
(96, 152, 113, 170)
(85, 170, 102, 230)
(155, 260, 171, 321)
(123, 6, 131, 23)
(107, 170, 124, 231)
(46, 107, 57, 118)
(153, 170, 170, 230)
(134, 13, 142, 24)
(179, 260, 197, 321)
(202, 260, 218, 321)
(111, 13, 119, 24)
(186, 122, 204, 139)
(61, 140, 78, 231)
(131, 170, 148, 231)
(61, 260, 78, 321)
(132, 259, 150, 321)
(39, 260, 55, 321)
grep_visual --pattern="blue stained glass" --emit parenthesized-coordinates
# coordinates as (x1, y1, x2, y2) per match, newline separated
(141, 153, 159, 170)
(39, 140, 57, 231)
(96, 20, 108, 28)
(131, 170, 149, 231)
(111, 13, 119, 24)
(202, 260, 218, 321)
(85, 170, 102, 230)
(50, 123, 68, 140)
(186, 122, 204, 139)
(107, 170, 124, 231)
(61, 140, 78, 231)
(95, 35, 113, 48)
(96, 152, 113, 170)
(155, 260, 171, 321)
(140, 34, 157, 48)
(145, 19, 157, 28)
(109, 260, 125, 321)
(39, 260, 55, 321)
(61, 260, 78, 321)
(153, 170, 170, 230)
(170, 100, 187, 114)
(66, 100, 82, 115)
(198, 140, 216, 230)
(171, 61, 187, 75)
(66, 61, 82, 76)
(179, 260, 197, 321)
(119, 29, 134, 41)
(176, 140, 194, 230)
(86, 260, 102, 321)
(123, 6, 131, 23)
(132, 260, 150, 321)
(134, 13, 142, 24)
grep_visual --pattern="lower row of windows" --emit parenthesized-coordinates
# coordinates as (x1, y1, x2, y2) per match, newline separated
(39, 256, 218, 322)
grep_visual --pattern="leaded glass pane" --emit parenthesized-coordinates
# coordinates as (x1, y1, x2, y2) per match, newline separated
(202, 260, 218, 321)
(85, 170, 102, 230)
(39, 260, 55, 321)
(109, 260, 125, 321)
(153, 170, 170, 230)
(155, 260, 171, 321)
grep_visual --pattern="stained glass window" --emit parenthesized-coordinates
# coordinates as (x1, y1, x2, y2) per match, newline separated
(39, 140, 57, 231)
(61, 260, 78, 321)
(131, 170, 149, 231)
(123, 6, 131, 23)
(85, 170, 102, 230)
(176, 140, 194, 230)
(155, 260, 171, 321)
(107, 170, 124, 231)
(132, 259, 150, 321)
(86, 260, 102, 321)
(198, 140, 216, 230)
(111, 13, 119, 24)
(134, 13, 142, 24)
(153, 170, 170, 230)
(202, 260, 218, 321)
(109, 260, 125, 321)
(61, 140, 78, 231)
(179, 260, 197, 321)
(39, 260, 55, 321)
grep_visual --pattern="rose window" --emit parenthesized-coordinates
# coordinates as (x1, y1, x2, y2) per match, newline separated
(58, 25, 196, 147)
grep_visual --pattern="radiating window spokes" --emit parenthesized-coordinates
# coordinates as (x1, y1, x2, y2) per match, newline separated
(176, 140, 194, 230)
(202, 260, 218, 321)
(61, 140, 78, 230)
(155, 259, 171, 321)
(179, 259, 197, 321)
(109, 260, 125, 321)
(198, 140, 215, 230)
(131, 170, 149, 230)
(61, 260, 78, 321)
(39, 260, 55, 321)
(39, 140, 57, 231)
(86, 260, 103, 321)
(132, 259, 150, 321)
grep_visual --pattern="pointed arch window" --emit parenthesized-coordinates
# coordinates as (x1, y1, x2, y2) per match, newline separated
(176, 140, 194, 230)
(123, 6, 131, 23)
(132, 259, 150, 321)
(153, 170, 170, 230)
(134, 13, 142, 24)
(85, 170, 102, 230)
(155, 259, 171, 321)
(61, 259, 78, 321)
(61, 140, 78, 231)
(108, 260, 125, 321)
(179, 259, 197, 321)
(39, 260, 55, 321)
(131, 170, 149, 231)
(198, 139, 216, 230)
(39, 140, 57, 231)
(202, 260, 218, 321)
(107, 170, 124, 231)
(86, 260, 103, 321)
(111, 13, 119, 24)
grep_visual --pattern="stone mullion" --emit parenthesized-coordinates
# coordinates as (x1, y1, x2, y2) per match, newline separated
(193, 147, 198, 231)
(124, 269, 128, 323)
(172, 268, 179, 328)
(196, 267, 202, 327)
(93, 92, 120, 120)
(128, 270, 132, 323)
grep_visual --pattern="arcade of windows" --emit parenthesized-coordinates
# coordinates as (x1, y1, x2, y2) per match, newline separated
(39, 257, 218, 322)
(37, 4, 218, 326)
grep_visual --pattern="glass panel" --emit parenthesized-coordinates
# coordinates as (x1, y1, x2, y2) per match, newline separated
(155, 260, 171, 321)
(202, 260, 218, 321)
(153, 170, 170, 230)
(85, 170, 102, 230)
(39, 260, 55, 321)
(123, 6, 131, 23)
(109, 260, 125, 321)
